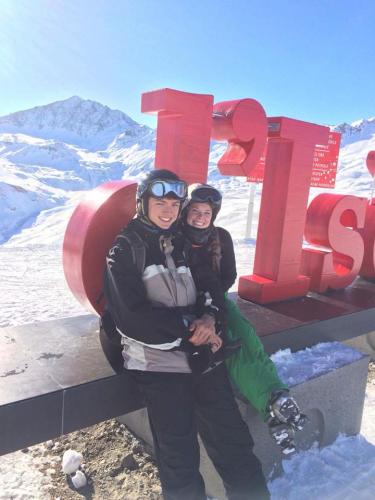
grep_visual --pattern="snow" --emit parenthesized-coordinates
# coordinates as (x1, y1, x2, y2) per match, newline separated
(62, 449, 82, 474)
(71, 470, 87, 489)
(0, 450, 59, 499)
(333, 117, 375, 148)
(269, 435, 375, 499)
(271, 342, 365, 387)
(0, 96, 375, 498)
(362, 384, 375, 445)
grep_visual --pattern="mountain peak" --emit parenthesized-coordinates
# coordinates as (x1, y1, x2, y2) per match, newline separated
(65, 95, 84, 103)
(333, 116, 375, 147)
(0, 96, 144, 150)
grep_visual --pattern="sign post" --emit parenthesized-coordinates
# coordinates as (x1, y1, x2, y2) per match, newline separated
(245, 183, 257, 239)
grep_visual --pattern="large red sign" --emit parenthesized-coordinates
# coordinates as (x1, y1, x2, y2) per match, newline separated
(63, 88, 375, 312)
(140, 88, 375, 304)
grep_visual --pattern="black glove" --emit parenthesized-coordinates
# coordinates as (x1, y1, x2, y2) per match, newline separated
(187, 344, 213, 374)
(211, 338, 242, 363)
(182, 339, 242, 375)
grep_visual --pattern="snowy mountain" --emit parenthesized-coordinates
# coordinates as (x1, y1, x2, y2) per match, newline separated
(333, 117, 375, 147)
(0, 96, 374, 245)
(0, 96, 151, 151)
(0, 97, 156, 243)
(332, 117, 375, 195)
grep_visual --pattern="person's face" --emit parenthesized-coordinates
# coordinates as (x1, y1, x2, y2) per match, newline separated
(186, 202, 213, 229)
(148, 196, 181, 229)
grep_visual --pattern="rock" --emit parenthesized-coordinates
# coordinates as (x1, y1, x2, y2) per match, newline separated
(71, 470, 87, 489)
(45, 440, 54, 449)
(116, 472, 127, 483)
(131, 444, 143, 455)
(62, 449, 83, 474)
(108, 464, 123, 477)
(53, 442, 62, 452)
(143, 463, 154, 472)
(121, 453, 138, 470)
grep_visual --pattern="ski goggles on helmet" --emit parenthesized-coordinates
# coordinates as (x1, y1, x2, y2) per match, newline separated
(143, 179, 187, 200)
(189, 185, 222, 207)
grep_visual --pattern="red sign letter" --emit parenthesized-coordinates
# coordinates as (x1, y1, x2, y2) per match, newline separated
(359, 200, 375, 279)
(211, 99, 268, 177)
(367, 151, 375, 177)
(141, 88, 213, 184)
(63, 181, 137, 315)
(238, 117, 329, 303)
(301, 194, 367, 292)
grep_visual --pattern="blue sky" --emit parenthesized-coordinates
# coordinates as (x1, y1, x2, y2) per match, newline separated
(0, 0, 374, 127)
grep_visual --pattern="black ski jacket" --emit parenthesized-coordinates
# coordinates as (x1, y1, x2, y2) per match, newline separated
(104, 219, 191, 348)
(104, 218, 223, 372)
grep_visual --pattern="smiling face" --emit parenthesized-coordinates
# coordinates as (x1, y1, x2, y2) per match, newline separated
(148, 196, 181, 229)
(186, 202, 213, 229)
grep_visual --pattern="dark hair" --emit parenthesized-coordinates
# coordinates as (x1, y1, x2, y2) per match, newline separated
(143, 169, 181, 183)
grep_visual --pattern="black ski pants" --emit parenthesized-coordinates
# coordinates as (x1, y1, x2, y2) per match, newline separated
(130, 363, 270, 500)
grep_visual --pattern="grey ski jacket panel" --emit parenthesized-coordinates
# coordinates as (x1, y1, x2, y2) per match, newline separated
(104, 219, 198, 372)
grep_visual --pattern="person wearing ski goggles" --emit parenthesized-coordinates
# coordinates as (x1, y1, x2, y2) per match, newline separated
(105, 169, 243, 500)
(181, 183, 307, 460)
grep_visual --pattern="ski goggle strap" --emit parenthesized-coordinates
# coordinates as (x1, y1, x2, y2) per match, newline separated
(190, 186, 222, 206)
(147, 180, 187, 200)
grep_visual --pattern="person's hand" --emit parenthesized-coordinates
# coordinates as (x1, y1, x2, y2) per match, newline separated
(189, 314, 216, 346)
(208, 333, 223, 353)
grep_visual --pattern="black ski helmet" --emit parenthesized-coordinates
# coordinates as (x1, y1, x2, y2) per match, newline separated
(136, 169, 187, 218)
(182, 183, 222, 223)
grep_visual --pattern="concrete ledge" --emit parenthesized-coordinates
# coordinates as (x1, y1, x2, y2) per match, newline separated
(344, 330, 375, 361)
(119, 349, 370, 499)
(1, 276, 373, 457)
(0, 315, 144, 456)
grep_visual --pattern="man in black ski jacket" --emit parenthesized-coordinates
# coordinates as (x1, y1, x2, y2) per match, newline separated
(104, 169, 270, 500)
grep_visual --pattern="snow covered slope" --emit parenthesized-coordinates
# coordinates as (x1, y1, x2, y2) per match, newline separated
(0, 97, 374, 246)
(333, 117, 375, 147)
(0, 97, 156, 243)
(333, 118, 375, 196)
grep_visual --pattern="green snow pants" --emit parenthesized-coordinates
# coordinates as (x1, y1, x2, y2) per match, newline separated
(224, 295, 287, 420)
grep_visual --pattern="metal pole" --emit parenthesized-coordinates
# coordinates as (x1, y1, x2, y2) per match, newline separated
(245, 183, 257, 239)
(369, 177, 375, 206)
